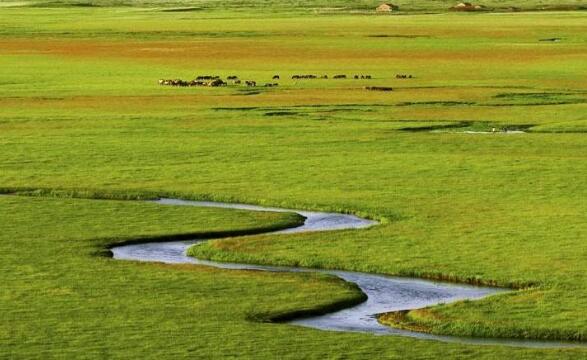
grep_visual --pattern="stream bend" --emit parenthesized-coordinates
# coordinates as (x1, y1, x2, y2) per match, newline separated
(111, 198, 584, 349)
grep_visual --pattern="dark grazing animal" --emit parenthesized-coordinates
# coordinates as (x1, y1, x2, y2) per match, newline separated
(272, 75, 280, 80)
(292, 74, 317, 79)
(209, 79, 227, 87)
(189, 80, 207, 86)
(171, 79, 188, 87)
(196, 75, 220, 81)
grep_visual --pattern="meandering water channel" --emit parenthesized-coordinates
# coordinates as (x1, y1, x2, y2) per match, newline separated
(111, 198, 584, 349)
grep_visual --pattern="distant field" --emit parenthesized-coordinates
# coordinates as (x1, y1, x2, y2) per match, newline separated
(0, 0, 586, 12)
(0, 6, 586, 359)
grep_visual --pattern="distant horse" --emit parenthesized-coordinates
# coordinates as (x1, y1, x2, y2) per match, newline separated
(209, 79, 226, 87)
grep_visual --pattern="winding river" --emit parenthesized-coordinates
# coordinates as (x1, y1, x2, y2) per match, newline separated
(112, 198, 584, 349)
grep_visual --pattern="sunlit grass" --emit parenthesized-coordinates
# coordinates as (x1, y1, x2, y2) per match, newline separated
(0, 7, 585, 358)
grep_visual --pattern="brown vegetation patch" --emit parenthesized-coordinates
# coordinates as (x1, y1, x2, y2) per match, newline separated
(1, 38, 583, 67)
(378, 310, 435, 333)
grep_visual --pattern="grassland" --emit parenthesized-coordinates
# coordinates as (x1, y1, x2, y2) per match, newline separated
(1, 0, 586, 13)
(0, 5, 586, 358)
(1, 196, 582, 359)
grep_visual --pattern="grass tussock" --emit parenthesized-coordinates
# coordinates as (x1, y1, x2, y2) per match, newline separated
(379, 301, 586, 342)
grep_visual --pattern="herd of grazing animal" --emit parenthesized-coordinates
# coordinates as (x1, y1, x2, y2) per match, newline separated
(159, 75, 276, 88)
(290, 74, 373, 80)
(158, 73, 415, 89)
(158, 78, 227, 87)
(292, 74, 326, 79)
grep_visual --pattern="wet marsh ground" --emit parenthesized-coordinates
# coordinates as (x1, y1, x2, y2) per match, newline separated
(0, 6, 586, 358)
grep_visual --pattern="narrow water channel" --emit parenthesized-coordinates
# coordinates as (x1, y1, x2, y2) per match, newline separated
(111, 198, 584, 349)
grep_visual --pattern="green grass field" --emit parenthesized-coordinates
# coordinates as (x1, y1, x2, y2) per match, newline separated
(0, 3, 586, 358)
(1, 0, 586, 12)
